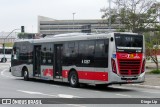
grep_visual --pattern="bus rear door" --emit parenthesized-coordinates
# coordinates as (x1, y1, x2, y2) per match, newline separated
(54, 44, 63, 79)
(33, 45, 41, 77)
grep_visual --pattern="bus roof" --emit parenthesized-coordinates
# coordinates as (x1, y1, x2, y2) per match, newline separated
(14, 32, 141, 44)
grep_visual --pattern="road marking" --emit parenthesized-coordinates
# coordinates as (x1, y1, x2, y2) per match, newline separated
(58, 94, 82, 98)
(0, 69, 14, 78)
(17, 90, 57, 97)
(17, 90, 85, 107)
(69, 87, 82, 90)
(116, 94, 132, 97)
(67, 104, 86, 107)
(0, 67, 9, 69)
(50, 85, 61, 88)
(0, 64, 10, 68)
(130, 84, 160, 89)
(17, 90, 82, 98)
(17, 90, 43, 94)
(142, 91, 160, 94)
(58, 94, 74, 98)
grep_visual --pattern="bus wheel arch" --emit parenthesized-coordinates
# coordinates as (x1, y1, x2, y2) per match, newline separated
(68, 69, 79, 88)
(22, 67, 29, 81)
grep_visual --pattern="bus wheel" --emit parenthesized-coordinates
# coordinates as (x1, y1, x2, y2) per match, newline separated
(69, 71, 79, 88)
(23, 69, 29, 81)
(1, 58, 7, 62)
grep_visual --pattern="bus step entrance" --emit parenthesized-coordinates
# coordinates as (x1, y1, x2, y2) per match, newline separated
(34, 73, 40, 77)
(55, 76, 62, 79)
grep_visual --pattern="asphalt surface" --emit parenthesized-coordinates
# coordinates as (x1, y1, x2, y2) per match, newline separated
(0, 63, 160, 107)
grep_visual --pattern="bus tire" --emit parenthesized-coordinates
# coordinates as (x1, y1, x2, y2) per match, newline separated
(23, 69, 29, 81)
(69, 71, 79, 88)
(1, 58, 7, 62)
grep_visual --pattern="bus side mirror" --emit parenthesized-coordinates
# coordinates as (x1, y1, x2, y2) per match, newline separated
(110, 37, 114, 42)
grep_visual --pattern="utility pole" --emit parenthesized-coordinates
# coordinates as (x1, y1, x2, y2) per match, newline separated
(2, 28, 20, 62)
(73, 13, 76, 31)
(109, 0, 111, 31)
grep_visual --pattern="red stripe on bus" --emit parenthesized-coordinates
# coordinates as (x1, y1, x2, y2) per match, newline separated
(62, 70, 108, 81)
(43, 69, 53, 76)
(78, 71, 108, 81)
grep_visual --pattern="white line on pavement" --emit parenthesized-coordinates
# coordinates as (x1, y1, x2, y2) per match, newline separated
(67, 104, 86, 107)
(58, 94, 75, 98)
(0, 69, 14, 78)
(58, 94, 82, 98)
(17, 90, 85, 107)
(130, 84, 160, 89)
(116, 94, 132, 97)
(50, 85, 61, 88)
(17, 90, 57, 97)
(141, 91, 160, 94)
(17, 90, 82, 98)
(68, 87, 82, 90)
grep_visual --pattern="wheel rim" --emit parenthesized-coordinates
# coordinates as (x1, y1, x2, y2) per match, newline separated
(2, 58, 5, 62)
(71, 74, 77, 85)
(24, 71, 28, 77)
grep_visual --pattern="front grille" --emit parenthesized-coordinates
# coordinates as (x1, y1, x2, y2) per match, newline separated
(118, 59, 141, 76)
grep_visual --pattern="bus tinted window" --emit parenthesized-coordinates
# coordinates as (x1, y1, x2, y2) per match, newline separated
(12, 47, 20, 60)
(94, 40, 109, 67)
(115, 34, 143, 53)
(41, 43, 53, 65)
(0, 49, 3, 54)
(79, 41, 94, 56)
(95, 40, 105, 57)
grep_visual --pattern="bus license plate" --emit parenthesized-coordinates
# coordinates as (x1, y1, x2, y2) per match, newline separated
(126, 80, 132, 83)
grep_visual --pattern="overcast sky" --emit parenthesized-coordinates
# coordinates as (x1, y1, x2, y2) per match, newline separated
(0, 0, 107, 33)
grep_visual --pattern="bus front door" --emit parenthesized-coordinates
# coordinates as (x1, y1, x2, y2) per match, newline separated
(54, 44, 63, 79)
(33, 45, 41, 77)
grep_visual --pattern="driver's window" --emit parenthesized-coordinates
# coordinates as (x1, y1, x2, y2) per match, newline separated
(12, 47, 19, 60)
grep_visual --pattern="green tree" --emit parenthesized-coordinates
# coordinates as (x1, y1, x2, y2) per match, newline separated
(18, 33, 35, 39)
(100, 0, 159, 33)
(145, 24, 160, 70)
(4, 43, 13, 47)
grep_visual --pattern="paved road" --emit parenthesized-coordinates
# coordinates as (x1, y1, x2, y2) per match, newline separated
(0, 63, 160, 107)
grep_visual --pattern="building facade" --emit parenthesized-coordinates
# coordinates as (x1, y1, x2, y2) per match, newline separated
(38, 16, 119, 35)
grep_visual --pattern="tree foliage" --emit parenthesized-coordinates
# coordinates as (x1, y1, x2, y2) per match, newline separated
(3, 43, 13, 47)
(18, 33, 35, 39)
(101, 0, 159, 33)
(145, 26, 160, 70)
(145, 31, 160, 70)
(18, 33, 44, 39)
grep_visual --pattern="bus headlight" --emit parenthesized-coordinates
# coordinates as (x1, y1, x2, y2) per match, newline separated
(141, 59, 145, 74)
(111, 58, 117, 74)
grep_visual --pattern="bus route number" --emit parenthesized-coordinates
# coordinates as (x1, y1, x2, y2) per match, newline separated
(82, 60, 90, 64)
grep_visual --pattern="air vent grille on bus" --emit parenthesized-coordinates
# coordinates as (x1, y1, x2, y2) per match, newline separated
(118, 59, 141, 75)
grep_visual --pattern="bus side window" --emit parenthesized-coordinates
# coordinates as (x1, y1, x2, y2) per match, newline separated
(12, 48, 16, 59)
(105, 40, 109, 54)
(95, 40, 105, 57)
(12, 47, 19, 60)
(0, 49, 2, 54)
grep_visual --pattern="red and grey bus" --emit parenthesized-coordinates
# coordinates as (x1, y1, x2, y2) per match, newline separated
(11, 32, 145, 87)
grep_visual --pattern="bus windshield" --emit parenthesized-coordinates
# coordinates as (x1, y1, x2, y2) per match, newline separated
(115, 34, 143, 53)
